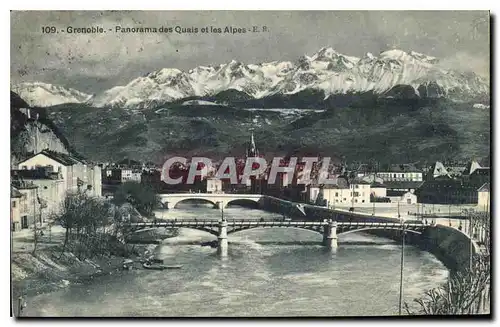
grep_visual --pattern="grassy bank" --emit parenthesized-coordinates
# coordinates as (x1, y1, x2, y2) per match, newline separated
(11, 243, 155, 317)
(11, 224, 177, 317)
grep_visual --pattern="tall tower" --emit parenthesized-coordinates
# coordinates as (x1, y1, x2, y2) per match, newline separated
(246, 132, 259, 158)
(246, 110, 259, 158)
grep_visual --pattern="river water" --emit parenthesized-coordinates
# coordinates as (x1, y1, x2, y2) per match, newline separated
(23, 204, 448, 317)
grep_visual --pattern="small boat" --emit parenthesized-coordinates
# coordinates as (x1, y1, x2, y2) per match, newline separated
(143, 263, 183, 270)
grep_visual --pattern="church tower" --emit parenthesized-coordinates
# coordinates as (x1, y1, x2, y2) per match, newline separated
(246, 131, 259, 158)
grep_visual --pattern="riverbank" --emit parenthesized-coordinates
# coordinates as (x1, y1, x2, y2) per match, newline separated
(11, 223, 178, 317)
(12, 243, 157, 317)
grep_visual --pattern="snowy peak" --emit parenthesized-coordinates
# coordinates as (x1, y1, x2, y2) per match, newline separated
(11, 82, 92, 107)
(311, 47, 340, 61)
(14, 47, 489, 109)
(379, 49, 439, 66)
(410, 51, 439, 64)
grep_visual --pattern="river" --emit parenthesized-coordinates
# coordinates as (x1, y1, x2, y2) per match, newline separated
(22, 204, 449, 317)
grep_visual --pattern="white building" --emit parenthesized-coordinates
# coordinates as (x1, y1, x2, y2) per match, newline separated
(206, 178, 223, 193)
(17, 150, 93, 193)
(477, 183, 490, 212)
(356, 164, 423, 182)
(17, 150, 102, 203)
(388, 191, 418, 205)
(121, 169, 142, 183)
(321, 180, 371, 207)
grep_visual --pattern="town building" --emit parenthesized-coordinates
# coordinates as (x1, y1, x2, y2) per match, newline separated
(87, 165, 102, 197)
(443, 163, 467, 177)
(468, 167, 490, 186)
(320, 177, 371, 207)
(370, 182, 387, 199)
(17, 150, 101, 195)
(17, 150, 86, 192)
(206, 178, 223, 193)
(11, 186, 23, 231)
(426, 161, 451, 180)
(10, 179, 39, 229)
(477, 183, 490, 212)
(387, 191, 418, 205)
(121, 168, 142, 183)
(12, 168, 65, 223)
(416, 176, 483, 204)
(463, 160, 482, 176)
(383, 181, 424, 194)
(356, 163, 423, 182)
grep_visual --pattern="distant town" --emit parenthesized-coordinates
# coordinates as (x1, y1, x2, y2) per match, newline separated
(10, 132, 490, 233)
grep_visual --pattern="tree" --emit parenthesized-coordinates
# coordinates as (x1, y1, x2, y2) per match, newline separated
(51, 191, 111, 259)
(113, 181, 160, 217)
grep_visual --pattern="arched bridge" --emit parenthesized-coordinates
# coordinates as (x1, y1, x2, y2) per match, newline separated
(159, 193, 264, 209)
(124, 219, 429, 257)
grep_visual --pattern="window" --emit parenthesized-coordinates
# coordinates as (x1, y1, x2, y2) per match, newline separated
(362, 200, 365, 203)
(335, 192, 338, 197)
(12, 201, 16, 208)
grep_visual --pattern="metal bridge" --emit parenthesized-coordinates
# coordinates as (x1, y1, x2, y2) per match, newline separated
(124, 219, 428, 257)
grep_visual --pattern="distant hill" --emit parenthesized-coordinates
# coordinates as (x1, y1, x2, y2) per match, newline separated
(10, 91, 83, 166)
(44, 96, 490, 165)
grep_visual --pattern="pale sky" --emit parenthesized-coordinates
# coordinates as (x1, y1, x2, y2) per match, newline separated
(11, 11, 490, 93)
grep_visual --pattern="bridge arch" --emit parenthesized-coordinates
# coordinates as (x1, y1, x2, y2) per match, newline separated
(168, 198, 217, 209)
(338, 227, 423, 236)
(227, 225, 324, 236)
(225, 198, 260, 209)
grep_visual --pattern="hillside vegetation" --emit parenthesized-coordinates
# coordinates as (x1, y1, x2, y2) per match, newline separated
(45, 96, 490, 165)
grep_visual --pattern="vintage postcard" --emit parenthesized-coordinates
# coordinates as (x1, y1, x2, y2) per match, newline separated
(10, 10, 490, 317)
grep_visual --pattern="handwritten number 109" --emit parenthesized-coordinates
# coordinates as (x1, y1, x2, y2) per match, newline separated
(41, 26, 57, 33)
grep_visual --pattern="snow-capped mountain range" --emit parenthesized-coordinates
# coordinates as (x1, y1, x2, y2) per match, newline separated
(11, 82, 92, 107)
(12, 48, 489, 109)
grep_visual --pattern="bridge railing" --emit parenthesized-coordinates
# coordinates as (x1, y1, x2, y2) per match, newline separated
(125, 220, 427, 229)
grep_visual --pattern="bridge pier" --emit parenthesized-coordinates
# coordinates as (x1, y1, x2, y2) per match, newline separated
(163, 201, 170, 210)
(217, 219, 228, 257)
(323, 220, 338, 252)
(214, 201, 224, 210)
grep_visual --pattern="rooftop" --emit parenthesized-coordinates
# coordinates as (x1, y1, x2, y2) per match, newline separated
(11, 186, 22, 198)
(19, 149, 84, 166)
(478, 182, 490, 192)
(383, 181, 424, 190)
